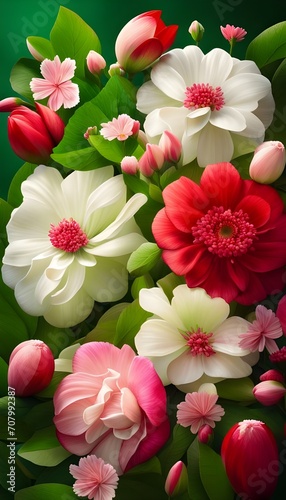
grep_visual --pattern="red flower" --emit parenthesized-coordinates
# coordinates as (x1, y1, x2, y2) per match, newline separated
(152, 162, 286, 304)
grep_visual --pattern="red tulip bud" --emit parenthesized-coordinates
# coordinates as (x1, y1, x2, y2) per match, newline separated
(165, 461, 188, 497)
(8, 340, 55, 397)
(198, 424, 213, 444)
(0, 97, 27, 112)
(221, 419, 279, 499)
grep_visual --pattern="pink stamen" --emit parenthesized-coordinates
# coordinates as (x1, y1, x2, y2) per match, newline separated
(192, 206, 256, 258)
(182, 328, 215, 357)
(184, 83, 225, 111)
(49, 218, 88, 252)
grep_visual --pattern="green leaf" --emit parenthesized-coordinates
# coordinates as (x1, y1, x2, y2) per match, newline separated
(187, 439, 209, 500)
(84, 302, 129, 344)
(156, 273, 186, 302)
(127, 242, 162, 276)
(0, 357, 8, 396)
(216, 377, 255, 402)
(10, 58, 41, 101)
(267, 58, 286, 144)
(15, 484, 77, 500)
(198, 443, 233, 500)
(7, 163, 37, 208)
(23, 401, 55, 431)
(131, 274, 155, 299)
(0, 199, 12, 247)
(246, 21, 286, 68)
(0, 295, 30, 362)
(34, 372, 67, 399)
(26, 36, 56, 60)
(33, 317, 75, 358)
(88, 134, 138, 163)
(17, 426, 71, 466)
(94, 75, 137, 119)
(50, 7, 101, 79)
(52, 147, 110, 171)
(116, 473, 166, 500)
(149, 183, 163, 203)
(114, 299, 152, 349)
(0, 442, 31, 493)
(158, 423, 195, 477)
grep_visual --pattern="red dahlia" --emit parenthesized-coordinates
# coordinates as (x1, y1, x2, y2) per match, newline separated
(152, 162, 286, 304)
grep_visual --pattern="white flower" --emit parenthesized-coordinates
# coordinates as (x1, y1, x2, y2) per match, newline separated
(135, 285, 252, 392)
(2, 165, 147, 328)
(136, 46, 275, 167)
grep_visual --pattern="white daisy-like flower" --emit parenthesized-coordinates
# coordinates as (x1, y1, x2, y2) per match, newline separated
(135, 285, 253, 393)
(136, 46, 275, 167)
(2, 165, 147, 328)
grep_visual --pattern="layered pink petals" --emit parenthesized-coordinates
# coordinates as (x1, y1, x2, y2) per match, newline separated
(115, 10, 178, 73)
(152, 162, 286, 305)
(177, 391, 225, 434)
(69, 455, 119, 500)
(53, 342, 169, 474)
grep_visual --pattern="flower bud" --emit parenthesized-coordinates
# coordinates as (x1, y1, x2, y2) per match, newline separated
(165, 461, 188, 497)
(276, 295, 286, 334)
(8, 340, 55, 397)
(86, 50, 106, 75)
(253, 380, 286, 406)
(121, 155, 139, 175)
(26, 37, 45, 61)
(260, 369, 284, 383)
(249, 141, 286, 184)
(221, 419, 279, 500)
(7, 103, 65, 163)
(108, 63, 125, 77)
(84, 126, 98, 140)
(0, 97, 28, 112)
(189, 20, 205, 42)
(138, 143, 165, 177)
(198, 424, 213, 444)
(159, 131, 182, 163)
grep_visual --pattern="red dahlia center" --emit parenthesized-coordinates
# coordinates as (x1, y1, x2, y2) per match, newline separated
(49, 218, 89, 253)
(191, 206, 257, 258)
(184, 83, 225, 111)
(182, 328, 215, 357)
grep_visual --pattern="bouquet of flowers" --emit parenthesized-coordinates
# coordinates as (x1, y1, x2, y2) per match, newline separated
(1, 6, 286, 500)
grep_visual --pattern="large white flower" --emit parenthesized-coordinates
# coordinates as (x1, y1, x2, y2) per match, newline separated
(135, 285, 253, 392)
(2, 165, 147, 328)
(136, 46, 275, 167)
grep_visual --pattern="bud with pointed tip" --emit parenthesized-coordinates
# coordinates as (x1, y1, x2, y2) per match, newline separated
(249, 141, 286, 184)
(121, 156, 139, 175)
(198, 424, 213, 444)
(138, 143, 165, 176)
(165, 461, 188, 497)
(253, 380, 286, 406)
(26, 37, 45, 61)
(0, 97, 28, 112)
(189, 20, 205, 43)
(86, 50, 106, 75)
(159, 130, 182, 163)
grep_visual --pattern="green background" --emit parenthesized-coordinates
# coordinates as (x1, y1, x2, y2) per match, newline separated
(0, 0, 285, 199)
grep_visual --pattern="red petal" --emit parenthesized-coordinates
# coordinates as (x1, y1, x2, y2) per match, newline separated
(200, 163, 243, 209)
(245, 180, 285, 223)
(156, 24, 178, 51)
(162, 244, 206, 275)
(242, 241, 286, 272)
(130, 38, 163, 72)
(152, 208, 193, 249)
(235, 195, 271, 228)
(226, 260, 250, 292)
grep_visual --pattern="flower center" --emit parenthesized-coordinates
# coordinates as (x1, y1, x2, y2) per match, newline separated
(182, 328, 215, 357)
(49, 218, 89, 252)
(184, 83, 225, 111)
(191, 206, 256, 258)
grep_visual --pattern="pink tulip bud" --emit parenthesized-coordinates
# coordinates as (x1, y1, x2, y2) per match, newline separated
(115, 10, 178, 73)
(121, 155, 139, 175)
(159, 131, 182, 163)
(8, 340, 55, 397)
(260, 369, 284, 383)
(276, 295, 286, 334)
(0, 97, 27, 112)
(198, 424, 213, 444)
(7, 103, 65, 164)
(249, 141, 286, 184)
(138, 143, 165, 177)
(253, 380, 286, 406)
(221, 420, 279, 500)
(86, 50, 106, 75)
(26, 37, 45, 61)
(189, 20, 205, 43)
(165, 461, 188, 497)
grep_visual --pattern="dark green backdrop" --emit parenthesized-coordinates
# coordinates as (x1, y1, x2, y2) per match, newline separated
(0, 0, 285, 199)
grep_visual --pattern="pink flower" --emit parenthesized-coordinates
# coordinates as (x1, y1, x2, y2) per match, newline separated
(158, 131, 182, 163)
(7, 103, 65, 164)
(221, 419, 279, 499)
(69, 455, 119, 500)
(253, 380, 286, 406)
(165, 461, 188, 497)
(176, 385, 225, 434)
(270, 346, 286, 363)
(152, 162, 286, 305)
(86, 50, 106, 75)
(115, 10, 178, 73)
(30, 55, 80, 111)
(138, 143, 165, 176)
(249, 141, 286, 184)
(239, 305, 283, 353)
(53, 342, 169, 474)
(198, 424, 213, 444)
(8, 340, 54, 397)
(100, 114, 140, 141)
(220, 24, 247, 43)
(276, 295, 286, 334)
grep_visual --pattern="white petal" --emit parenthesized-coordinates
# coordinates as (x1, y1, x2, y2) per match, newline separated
(3, 239, 51, 267)
(44, 287, 94, 328)
(21, 165, 66, 214)
(176, 374, 224, 393)
(212, 317, 251, 355)
(186, 109, 211, 136)
(253, 91, 275, 129)
(181, 131, 199, 165)
(139, 287, 185, 329)
(145, 354, 177, 385)
(168, 351, 204, 384)
(223, 73, 271, 110)
(204, 352, 252, 379)
(84, 175, 126, 227)
(136, 80, 178, 114)
(196, 123, 234, 167)
(144, 107, 188, 140)
(209, 107, 246, 132)
(151, 58, 187, 101)
(135, 319, 185, 356)
(51, 261, 86, 305)
(88, 233, 146, 257)
(200, 48, 233, 86)
(6, 200, 58, 241)
(230, 58, 260, 77)
(1, 264, 28, 289)
(235, 111, 266, 138)
(84, 258, 128, 302)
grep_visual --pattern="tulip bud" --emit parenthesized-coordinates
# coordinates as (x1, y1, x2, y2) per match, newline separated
(0, 97, 28, 112)
(84, 126, 98, 140)
(26, 37, 45, 61)
(138, 143, 165, 177)
(86, 50, 106, 75)
(249, 141, 286, 184)
(8, 340, 55, 397)
(198, 424, 213, 444)
(189, 20, 205, 43)
(221, 419, 279, 500)
(159, 131, 182, 163)
(260, 369, 284, 383)
(7, 103, 65, 164)
(253, 380, 286, 406)
(108, 63, 125, 77)
(276, 295, 286, 334)
(121, 155, 139, 175)
(165, 461, 188, 497)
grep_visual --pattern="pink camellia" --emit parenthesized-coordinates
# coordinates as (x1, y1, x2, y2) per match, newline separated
(249, 141, 286, 184)
(8, 340, 55, 397)
(115, 10, 178, 73)
(7, 103, 65, 164)
(253, 380, 286, 406)
(152, 162, 286, 305)
(53, 342, 170, 475)
(221, 419, 279, 499)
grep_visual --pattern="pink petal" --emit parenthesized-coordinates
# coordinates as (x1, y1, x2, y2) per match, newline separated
(47, 90, 64, 112)
(115, 16, 157, 62)
(129, 38, 163, 72)
(53, 398, 91, 435)
(56, 429, 94, 456)
(53, 372, 102, 415)
(40, 55, 62, 82)
(30, 78, 56, 100)
(58, 57, 77, 82)
(57, 81, 80, 109)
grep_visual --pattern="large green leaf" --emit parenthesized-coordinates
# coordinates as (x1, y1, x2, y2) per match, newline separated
(50, 7, 101, 79)
(17, 426, 71, 466)
(246, 21, 286, 68)
(84, 302, 129, 344)
(15, 484, 77, 500)
(216, 377, 255, 402)
(187, 439, 209, 500)
(114, 299, 152, 349)
(158, 423, 195, 477)
(127, 242, 162, 276)
(10, 58, 40, 101)
(266, 58, 286, 145)
(198, 443, 233, 500)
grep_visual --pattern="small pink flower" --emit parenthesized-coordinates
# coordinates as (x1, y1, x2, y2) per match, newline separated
(158, 131, 182, 163)
(177, 386, 225, 434)
(198, 424, 213, 444)
(239, 305, 283, 354)
(30, 55, 80, 111)
(100, 114, 140, 141)
(69, 455, 119, 500)
(249, 141, 286, 184)
(220, 24, 247, 43)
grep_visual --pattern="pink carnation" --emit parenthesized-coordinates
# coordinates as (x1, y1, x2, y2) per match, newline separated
(177, 390, 225, 434)
(220, 24, 247, 42)
(70, 455, 119, 500)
